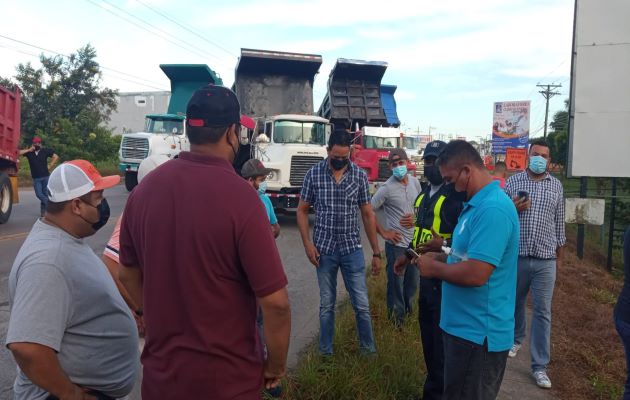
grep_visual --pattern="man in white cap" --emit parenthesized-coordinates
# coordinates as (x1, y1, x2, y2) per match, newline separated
(6, 160, 139, 400)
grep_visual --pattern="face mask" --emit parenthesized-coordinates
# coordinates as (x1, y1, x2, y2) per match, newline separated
(392, 165, 407, 180)
(80, 198, 110, 232)
(257, 181, 267, 194)
(529, 155, 548, 175)
(424, 165, 443, 186)
(330, 157, 349, 171)
(228, 128, 239, 162)
(453, 168, 471, 199)
(34, 145, 41, 151)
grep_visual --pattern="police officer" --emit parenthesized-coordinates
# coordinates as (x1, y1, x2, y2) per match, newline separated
(396, 140, 464, 400)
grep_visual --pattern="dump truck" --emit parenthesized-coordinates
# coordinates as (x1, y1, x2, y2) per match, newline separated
(318, 59, 416, 190)
(0, 84, 21, 223)
(118, 64, 222, 191)
(233, 48, 331, 210)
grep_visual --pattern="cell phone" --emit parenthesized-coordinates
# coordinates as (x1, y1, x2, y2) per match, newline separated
(405, 248, 420, 260)
(517, 190, 529, 201)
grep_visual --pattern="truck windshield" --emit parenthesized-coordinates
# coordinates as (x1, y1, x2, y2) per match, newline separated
(364, 135, 397, 149)
(144, 118, 184, 134)
(273, 121, 326, 145)
(403, 137, 416, 149)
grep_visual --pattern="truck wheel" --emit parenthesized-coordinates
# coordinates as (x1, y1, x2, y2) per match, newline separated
(0, 173, 13, 224)
(125, 171, 138, 192)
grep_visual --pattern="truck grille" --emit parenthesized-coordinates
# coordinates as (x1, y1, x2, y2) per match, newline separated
(377, 159, 391, 181)
(290, 156, 323, 186)
(121, 137, 149, 160)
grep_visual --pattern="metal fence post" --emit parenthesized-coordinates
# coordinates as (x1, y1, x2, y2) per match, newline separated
(607, 177, 617, 270)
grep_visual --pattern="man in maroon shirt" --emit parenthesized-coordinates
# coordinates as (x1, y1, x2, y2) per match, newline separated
(119, 85, 291, 400)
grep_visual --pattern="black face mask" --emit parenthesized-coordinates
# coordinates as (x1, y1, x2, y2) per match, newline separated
(80, 198, 110, 232)
(34, 145, 41, 151)
(424, 165, 443, 186)
(330, 157, 349, 171)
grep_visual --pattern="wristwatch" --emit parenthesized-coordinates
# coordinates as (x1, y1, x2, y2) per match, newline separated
(373, 252, 383, 259)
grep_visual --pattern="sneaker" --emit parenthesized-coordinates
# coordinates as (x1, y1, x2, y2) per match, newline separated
(508, 343, 521, 358)
(533, 370, 552, 389)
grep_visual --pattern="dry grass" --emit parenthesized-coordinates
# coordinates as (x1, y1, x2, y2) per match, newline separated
(550, 238, 626, 399)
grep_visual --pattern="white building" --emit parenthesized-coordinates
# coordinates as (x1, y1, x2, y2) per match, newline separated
(107, 91, 171, 135)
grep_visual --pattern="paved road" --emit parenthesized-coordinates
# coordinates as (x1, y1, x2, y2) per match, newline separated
(0, 185, 362, 399)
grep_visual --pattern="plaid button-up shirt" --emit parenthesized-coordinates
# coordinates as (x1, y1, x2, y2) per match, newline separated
(301, 159, 370, 256)
(505, 171, 566, 259)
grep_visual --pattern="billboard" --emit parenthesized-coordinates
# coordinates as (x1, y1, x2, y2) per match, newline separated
(568, 0, 630, 177)
(492, 100, 530, 154)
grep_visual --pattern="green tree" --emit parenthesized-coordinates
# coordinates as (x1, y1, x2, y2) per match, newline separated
(8, 44, 118, 163)
(547, 98, 569, 167)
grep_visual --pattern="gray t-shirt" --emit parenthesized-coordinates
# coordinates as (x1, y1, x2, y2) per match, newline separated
(371, 175, 422, 248)
(6, 220, 139, 399)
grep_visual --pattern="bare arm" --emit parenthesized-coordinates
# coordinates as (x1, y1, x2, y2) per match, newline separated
(102, 256, 139, 311)
(272, 223, 280, 239)
(19, 147, 34, 156)
(259, 287, 291, 390)
(418, 255, 495, 287)
(360, 203, 381, 254)
(49, 153, 60, 170)
(119, 265, 143, 312)
(297, 200, 319, 266)
(8, 342, 93, 400)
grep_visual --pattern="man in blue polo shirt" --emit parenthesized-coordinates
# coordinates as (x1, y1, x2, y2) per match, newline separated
(413, 140, 519, 400)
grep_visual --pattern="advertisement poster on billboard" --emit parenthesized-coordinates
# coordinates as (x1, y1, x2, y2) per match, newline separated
(505, 147, 528, 170)
(492, 100, 530, 154)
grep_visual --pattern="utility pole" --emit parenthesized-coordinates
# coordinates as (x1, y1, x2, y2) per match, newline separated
(537, 83, 562, 138)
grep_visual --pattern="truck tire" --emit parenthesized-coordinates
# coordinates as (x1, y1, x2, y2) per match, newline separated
(125, 171, 138, 192)
(0, 172, 13, 224)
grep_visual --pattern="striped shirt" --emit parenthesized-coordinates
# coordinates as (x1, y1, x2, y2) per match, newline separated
(505, 171, 566, 259)
(301, 159, 370, 256)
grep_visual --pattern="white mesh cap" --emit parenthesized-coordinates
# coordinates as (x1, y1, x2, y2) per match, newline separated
(137, 154, 170, 183)
(47, 160, 120, 202)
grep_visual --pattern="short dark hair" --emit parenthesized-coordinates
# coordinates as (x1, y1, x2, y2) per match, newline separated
(327, 129, 352, 150)
(495, 161, 507, 170)
(46, 193, 92, 215)
(436, 140, 484, 169)
(529, 138, 550, 152)
(187, 124, 233, 145)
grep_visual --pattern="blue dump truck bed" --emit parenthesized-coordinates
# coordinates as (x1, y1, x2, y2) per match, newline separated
(380, 84, 400, 127)
(159, 64, 223, 115)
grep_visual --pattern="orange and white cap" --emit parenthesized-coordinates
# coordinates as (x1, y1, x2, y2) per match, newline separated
(47, 159, 120, 202)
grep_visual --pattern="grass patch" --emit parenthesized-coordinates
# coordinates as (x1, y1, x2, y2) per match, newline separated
(278, 267, 426, 400)
(592, 288, 618, 306)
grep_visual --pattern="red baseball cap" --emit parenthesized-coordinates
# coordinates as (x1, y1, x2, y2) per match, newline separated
(32, 136, 42, 144)
(240, 115, 256, 130)
(47, 159, 121, 202)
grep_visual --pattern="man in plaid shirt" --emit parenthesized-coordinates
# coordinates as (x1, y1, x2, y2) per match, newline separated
(297, 129, 382, 355)
(505, 138, 566, 390)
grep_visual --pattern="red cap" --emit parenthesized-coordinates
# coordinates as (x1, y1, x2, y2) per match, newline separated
(240, 115, 256, 130)
(47, 159, 121, 202)
(32, 136, 42, 144)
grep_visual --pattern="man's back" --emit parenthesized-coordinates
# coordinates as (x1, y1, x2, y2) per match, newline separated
(120, 151, 287, 399)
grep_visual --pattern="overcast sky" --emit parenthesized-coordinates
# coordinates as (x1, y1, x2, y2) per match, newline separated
(0, 0, 574, 139)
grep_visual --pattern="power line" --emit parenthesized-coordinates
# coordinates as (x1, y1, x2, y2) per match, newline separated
(133, 0, 236, 57)
(537, 83, 562, 138)
(0, 33, 167, 88)
(0, 34, 168, 91)
(85, 0, 210, 61)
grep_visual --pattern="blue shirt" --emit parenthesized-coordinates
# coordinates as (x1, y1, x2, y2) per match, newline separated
(440, 181, 520, 352)
(300, 159, 370, 256)
(259, 193, 278, 225)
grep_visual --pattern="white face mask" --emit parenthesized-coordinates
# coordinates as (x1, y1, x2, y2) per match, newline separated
(257, 181, 267, 194)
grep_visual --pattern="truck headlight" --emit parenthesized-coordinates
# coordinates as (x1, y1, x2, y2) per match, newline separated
(267, 170, 278, 181)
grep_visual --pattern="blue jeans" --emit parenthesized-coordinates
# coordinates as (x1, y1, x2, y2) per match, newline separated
(33, 176, 49, 212)
(514, 256, 556, 372)
(615, 315, 630, 400)
(385, 242, 418, 324)
(317, 248, 376, 354)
